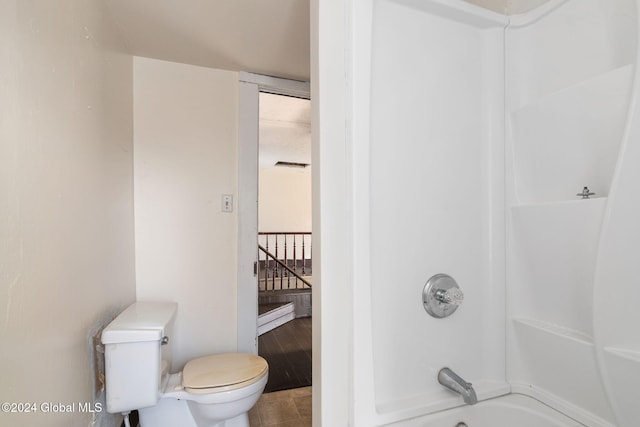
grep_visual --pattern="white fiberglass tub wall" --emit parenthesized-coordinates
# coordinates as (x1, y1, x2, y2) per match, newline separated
(506, 0, 637, 426)
(593, 4, 640, 426)
(344, 0, 640, 425)
(350, 0, 508, 424)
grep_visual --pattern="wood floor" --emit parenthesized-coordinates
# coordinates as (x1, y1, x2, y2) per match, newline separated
(258, 317, 312, 393)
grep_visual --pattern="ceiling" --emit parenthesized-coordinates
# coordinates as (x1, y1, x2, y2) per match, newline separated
(105, 1, 311, 168)
(105, 0, 547, 170)
(104, 0, 556, 84)
(105, 0, 310, 81)
(259, 93, 311, 169)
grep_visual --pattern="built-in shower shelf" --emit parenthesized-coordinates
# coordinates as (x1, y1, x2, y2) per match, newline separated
(510, 317, 615, 425)
(513, 317, 593, 345)
(601, 346, 640, 425)
(603, 347, 640, 363)
(513, 196, 607, 209)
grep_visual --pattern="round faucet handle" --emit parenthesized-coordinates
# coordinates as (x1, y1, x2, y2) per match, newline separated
(443, 288, 464, 305)
(435, 288, 464, 305)
(423, 274, 465, 318)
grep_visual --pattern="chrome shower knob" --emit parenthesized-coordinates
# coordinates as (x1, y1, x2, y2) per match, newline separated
(434, 287, 464, 305)
(423, 274, 464, 318)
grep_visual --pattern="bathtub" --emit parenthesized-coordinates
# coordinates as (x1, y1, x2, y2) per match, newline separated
(389, 394, 585, 427)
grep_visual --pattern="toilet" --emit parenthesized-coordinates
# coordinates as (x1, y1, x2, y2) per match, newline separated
(101, 301, 268, 427)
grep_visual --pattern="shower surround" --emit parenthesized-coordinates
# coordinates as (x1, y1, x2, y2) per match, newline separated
(331, 0, 640, 425)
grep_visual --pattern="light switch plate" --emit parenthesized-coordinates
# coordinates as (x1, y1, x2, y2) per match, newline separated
(222, 194, 233, 212)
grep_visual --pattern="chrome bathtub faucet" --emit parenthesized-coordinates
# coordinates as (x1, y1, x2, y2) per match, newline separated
(438, 367, 477, 405)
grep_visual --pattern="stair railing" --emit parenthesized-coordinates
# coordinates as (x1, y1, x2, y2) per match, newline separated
(258, 244, 311, 290)
(259, 232, 311, 273)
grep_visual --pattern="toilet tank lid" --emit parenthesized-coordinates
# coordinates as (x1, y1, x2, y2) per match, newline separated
(101, 302, 177, 344)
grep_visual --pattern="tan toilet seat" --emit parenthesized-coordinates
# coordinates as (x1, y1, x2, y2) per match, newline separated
(182, 353, 268, 394)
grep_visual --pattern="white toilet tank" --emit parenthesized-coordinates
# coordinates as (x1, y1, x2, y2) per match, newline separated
(101, 302, 177, 414)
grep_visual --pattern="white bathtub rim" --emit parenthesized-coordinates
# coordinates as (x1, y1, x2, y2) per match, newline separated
(510, 384, 616, 427)
(384, 393, 587, 427)
(374, 380, 511, 422)
(369, 380, 615, 427)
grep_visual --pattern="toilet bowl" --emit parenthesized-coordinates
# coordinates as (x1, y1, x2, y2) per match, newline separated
(101, 302, 268, 427)
(141, 353, 268, 427)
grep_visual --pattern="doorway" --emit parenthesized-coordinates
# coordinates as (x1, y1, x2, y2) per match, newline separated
(257, 92, 312, 392)
(237, 73, 311, 392)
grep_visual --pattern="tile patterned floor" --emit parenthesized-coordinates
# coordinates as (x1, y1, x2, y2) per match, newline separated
(249, 386, 312, 427)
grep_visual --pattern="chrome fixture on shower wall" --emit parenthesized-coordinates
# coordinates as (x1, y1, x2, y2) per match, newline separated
(438, 367, 477, 405)
(577, 186, 595, 199)
(422, 274, 464, 318)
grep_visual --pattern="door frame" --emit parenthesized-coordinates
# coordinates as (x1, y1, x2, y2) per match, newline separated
(237, 72, 311, 353)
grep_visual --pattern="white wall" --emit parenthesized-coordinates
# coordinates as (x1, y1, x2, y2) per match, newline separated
(133, 57, 239, 369)
(258, 167, 312, 232)
(0, 1, 135, 426)
(311, 0, 352, 424)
